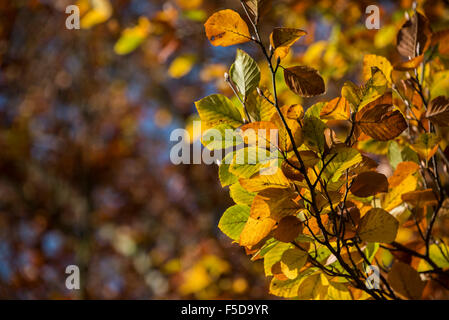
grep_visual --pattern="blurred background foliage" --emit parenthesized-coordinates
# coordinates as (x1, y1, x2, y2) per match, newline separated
(0, 0, 448, 299)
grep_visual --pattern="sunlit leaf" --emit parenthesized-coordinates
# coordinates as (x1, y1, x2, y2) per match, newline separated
(230, 49, 261, 99)
(218, 205, 250, 240)
(357, 208, 399, 243)
(204, 10, 251, 47)
(270, 28, 307, 60)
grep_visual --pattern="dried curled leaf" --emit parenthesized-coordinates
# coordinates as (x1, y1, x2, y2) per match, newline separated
(425, 96, 449, 127)
(355, 93, 407, 141)
(397, 12, 431, 59)
(204, 10, 251, 47)
(242, 0, 272, 23)
(350, 171, 388, 197)
(284, 66, 325, 97)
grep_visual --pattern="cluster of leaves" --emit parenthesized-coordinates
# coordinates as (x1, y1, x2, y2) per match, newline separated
(195, 1, 449, 300)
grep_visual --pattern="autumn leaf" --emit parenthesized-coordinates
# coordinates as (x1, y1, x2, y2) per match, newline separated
(302, 116, 326, 154)
(246, 88, 277, 122)
(229, 182, 256, 206)
(242, 0, 272, 23)
(273, 216, 302, 243)
(204, 10, 251, 47)
(363, 54, 393, 83)
(411, 132, 441, 161)
(239, 188, 302, 246)
(80, 0, 112, 29)
(357, 208, 399, 243)
(114, 17, 151, 55)
(195, 94, 243, 130)
(270, 106, 303, 152)
(239, 167, 290, 192)
(355, 93, 407, 141)
(425, 96, 449, 127)
(350, 171, 389, 197)
(401, 189, 438, 207)
(230, 49, 261, 100)
(238, 121, 278, 148)
(280, 248, 308, 279)
(388, 262, 425, 299)
(297, 273, 328, 300)
(397, 12, 431, 59)
(319, 97, 350, 121)
(284, 66, 325, 97)
(270, 28, 307, 60)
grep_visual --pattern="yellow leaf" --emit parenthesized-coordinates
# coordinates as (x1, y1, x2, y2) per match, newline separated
(383, 174, 418, 212)
(176, 0, 202, 10)
(80, 0, 112, 29)
(319, 96, 350, 120)
(239, 188, 302, 246)
(204, 10, 251, 47)
(168, 54, 196, 78)
(270, 28, 307, 60)
(411, 133, 440, 161)
(363, 54, 393, 83)
(239, 167, 290, 193)
(297, 273, 328, 300)
(280, 248, 308, 279)
(114, 17, 151, 55)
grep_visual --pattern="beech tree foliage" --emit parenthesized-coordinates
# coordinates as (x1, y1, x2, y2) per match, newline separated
(195, 1, 449, 300)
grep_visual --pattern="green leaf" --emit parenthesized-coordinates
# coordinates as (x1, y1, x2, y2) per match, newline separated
(418, 243, 449, 272)
(229, 147, 281, 178)
(263, 242, 292, 276)
(229, 182, 256, 206)
(323, 148, 362, 182)
(246, 89, 276, 122)
(218, 205, 250, 241)
(304, 102, 326, 118)
(219, 151, 238, 187)
(195, 94, 243, 130)
(202, 124, 243, 150)
(230, 49, 261, 100)
(388, 141, 419, 169)
(302, 116, 326, 154)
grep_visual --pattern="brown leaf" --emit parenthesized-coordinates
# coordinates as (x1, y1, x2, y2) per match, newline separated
(242, 0, 272, 23)
(388, 262, 425, 299)
(350, 171, 389, 197)
(284, 66, 325, 97)
(273, 216, 303, 243)
(281, 160, 304, 182)
(431, 29, 449, 56)
(355, 93, 407, 141)
(401, 189, 438, 207)
(397, 12, 431, 59)
(425, 96, 449, 127)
